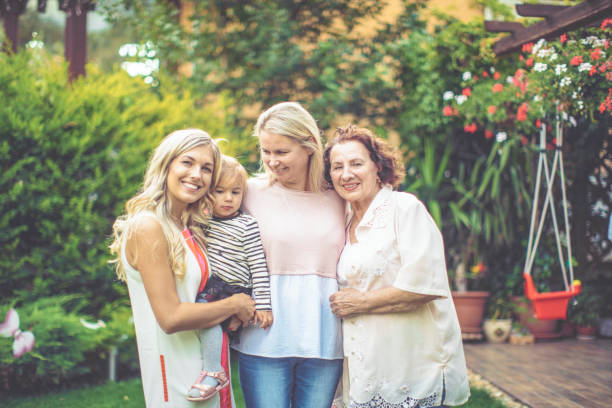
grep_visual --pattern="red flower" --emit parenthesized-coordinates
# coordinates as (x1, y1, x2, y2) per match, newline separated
(525, 57, 534, 67)
(560, 34, 567, 44)
(591, 48, 602, 61)
(492, 83, 503, 93)
(464, 123, 477, 133)
(570, 55, 583, 66)
(522, 43, 534, 53)
(482, 71, 489, 78)
(590, 65, 598, 76)
(517, 103, 528, 122)
(535, 119, 542, 128)
(485, 130, 494, 139)
(487, 105, 497, 114)
(601, 18, 612, 30)
(600, 102, 606, 113)
(520, 136, 528, 145)
(493, 72, 500, 80)
(552, 138, 558, 146)
(443, 106, 455, 116)
(473, 75, 479, 81)
(462, 87, 472, 96)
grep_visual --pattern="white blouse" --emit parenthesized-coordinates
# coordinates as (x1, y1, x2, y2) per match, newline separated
(337, 187, 469, 407)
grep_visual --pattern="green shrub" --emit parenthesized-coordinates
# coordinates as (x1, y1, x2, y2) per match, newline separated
(0, 49, 240, 315)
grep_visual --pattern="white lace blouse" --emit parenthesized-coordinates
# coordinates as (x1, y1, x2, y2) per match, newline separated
(337, 187, 470, 407)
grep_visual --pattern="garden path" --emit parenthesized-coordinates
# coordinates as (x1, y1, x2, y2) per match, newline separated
(464, 338, 612, 407)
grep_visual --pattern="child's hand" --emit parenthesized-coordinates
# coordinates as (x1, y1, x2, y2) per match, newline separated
(227, 316, 242, 332)
(253, 310, 273, 330)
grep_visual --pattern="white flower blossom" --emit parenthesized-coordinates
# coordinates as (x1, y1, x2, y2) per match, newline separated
(577, 100, 584, 110)
(490, 67, 496, 73)
(533, 39, 546, 54)
(496, 132, 507, 143)
(569, 116, 577, 127)
(534, 63, 548, 72)
(555, 64, 567, 75)
(593, 39, 606, 48)
(561, 111, 568, 121)
(549, 53, 558, 61)
(537, 48, 552, 58)
(533, 95, 542, 102)
(455, 95, 467, 105)
(560, 77, 572, 87)
(443, 91, 454, 101)
(572, 91, 578, 99)
(578, 63, 593, 72)
(462, 71, 472, 81)
(506, 76, 514, 84)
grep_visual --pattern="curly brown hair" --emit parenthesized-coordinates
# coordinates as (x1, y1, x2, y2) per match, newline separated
(324, 124, 405, 188)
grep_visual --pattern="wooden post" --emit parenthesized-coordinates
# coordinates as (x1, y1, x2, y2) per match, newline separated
(1, 0, 28, 53)
(59, 0, 95, 81)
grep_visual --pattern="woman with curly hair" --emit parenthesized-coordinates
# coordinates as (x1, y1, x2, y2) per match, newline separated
(325, 125, 469, 408)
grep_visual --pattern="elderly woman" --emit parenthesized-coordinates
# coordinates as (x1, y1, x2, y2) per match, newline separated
(325, 125, 469, 408)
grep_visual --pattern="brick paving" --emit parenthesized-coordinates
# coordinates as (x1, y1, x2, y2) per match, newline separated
(464, 338, 612, 407)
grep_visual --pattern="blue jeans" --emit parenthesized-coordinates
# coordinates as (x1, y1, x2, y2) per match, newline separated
(238, 352, 342, 408)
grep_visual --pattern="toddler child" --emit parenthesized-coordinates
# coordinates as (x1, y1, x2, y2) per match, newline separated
(187, 155, 273, 402)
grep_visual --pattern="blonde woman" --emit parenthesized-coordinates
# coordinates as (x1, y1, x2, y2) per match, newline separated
(233, 102, 345, 407)
(110, 129, 255, 408)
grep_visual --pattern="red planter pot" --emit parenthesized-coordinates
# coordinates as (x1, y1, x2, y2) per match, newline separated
(452, 291, 490, 335)
(512, 296, 560, 340)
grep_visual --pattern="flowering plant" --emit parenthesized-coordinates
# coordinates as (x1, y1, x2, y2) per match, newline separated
(442, 21, 612, 143)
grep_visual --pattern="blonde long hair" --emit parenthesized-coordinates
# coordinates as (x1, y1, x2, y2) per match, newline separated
(110, 128, 221, 281)
(254, 102, 326, 192)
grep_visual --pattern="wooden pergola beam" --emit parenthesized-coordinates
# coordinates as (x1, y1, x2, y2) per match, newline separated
(515, 4, 569, 18)
(1, 0, 28, 53)
(484, 21, 524, 35)
(490, 0, 612, 56)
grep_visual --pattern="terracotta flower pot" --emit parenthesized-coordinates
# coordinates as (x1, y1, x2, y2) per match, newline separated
(452, 291, 489, 335)
(576, 325, 597, 340)
(511, 296, 560, 340)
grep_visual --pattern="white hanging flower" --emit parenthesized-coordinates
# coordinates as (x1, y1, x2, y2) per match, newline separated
(577, 100, 584, 110)
(495, 132, 507, 143)
(462, 71, 472, 81)
(490, 66, 496, 73)
(593, 39, 606, 48)
(533, 38, 546, 54)
(578, 63, 593, 72)
(561, 111, 568, 121)
(534, 63, 548, 72)
(455, 95, 467, 105)
(555, 64, 567, 75)
(549, 53, 558, 61)
(537, 48, 552, 58)
(506, 76, 514, 84)
(443, 91, 454, 101)
(569, 116, 577, 127)
(533, 94, 542, 102)
(572, 91, 578, 100)
(560, 77, 572, 87)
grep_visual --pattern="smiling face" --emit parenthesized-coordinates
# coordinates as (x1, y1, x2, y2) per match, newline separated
(166, 145, 215, 217)
(329, 140, 381, 211)
(212, 174, 244, 219)
(259, 131, 312, 191)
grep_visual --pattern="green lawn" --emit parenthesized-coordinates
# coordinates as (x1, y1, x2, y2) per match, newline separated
(4, 377, 509, 408)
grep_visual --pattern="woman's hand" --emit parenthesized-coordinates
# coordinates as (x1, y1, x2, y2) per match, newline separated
(227, 316, 242, 331)
(231, 293, 256, 326)
(253, 310, 274, 329)
(329, 288, 364, 318)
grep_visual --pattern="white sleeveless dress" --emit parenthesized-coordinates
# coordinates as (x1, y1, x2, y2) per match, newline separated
(122, 215, 233, 408)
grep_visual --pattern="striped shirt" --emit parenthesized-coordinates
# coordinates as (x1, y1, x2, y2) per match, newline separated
(204, 212, 271, 310)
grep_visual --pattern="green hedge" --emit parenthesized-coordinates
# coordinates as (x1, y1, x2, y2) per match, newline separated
(0, 49, 246, 391)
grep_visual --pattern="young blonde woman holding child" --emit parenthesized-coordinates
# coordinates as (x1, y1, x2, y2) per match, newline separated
(110, 129, 255, 408)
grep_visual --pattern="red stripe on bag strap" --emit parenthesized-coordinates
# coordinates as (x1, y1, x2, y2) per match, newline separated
(160, 354, 169, 402)
(182, 228, 209, 293)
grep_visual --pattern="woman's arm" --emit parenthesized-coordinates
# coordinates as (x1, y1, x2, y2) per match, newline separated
(126, 217, 255, 334)
(329, 287, 441, 319)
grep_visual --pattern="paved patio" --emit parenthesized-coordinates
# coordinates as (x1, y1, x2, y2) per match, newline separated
(464, 338, 612, 407)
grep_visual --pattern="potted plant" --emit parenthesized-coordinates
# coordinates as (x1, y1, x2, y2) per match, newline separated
(509, 321, 534, 345)
(449, 235, 490, 340)
(483, 293, 514, 343)
(568, 288, 602, 340)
